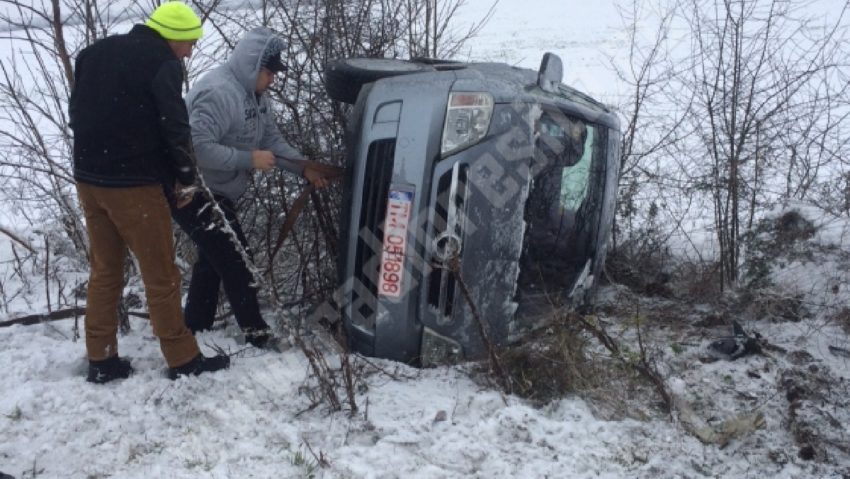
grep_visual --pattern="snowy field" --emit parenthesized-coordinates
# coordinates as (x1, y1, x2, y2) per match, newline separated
(453, 0, 627, 100)
(2, 0, 850, 478)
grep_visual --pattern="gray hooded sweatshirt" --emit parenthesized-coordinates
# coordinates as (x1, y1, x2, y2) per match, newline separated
(186, 27, 305, 202)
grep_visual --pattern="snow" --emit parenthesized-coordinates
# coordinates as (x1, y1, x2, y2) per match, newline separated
(454, 0, 626, 100)
(4, 207, 850, 478)
(0, 322, 705, 477)
(0, 320, 644, 478)
(2, 1, 850, 478)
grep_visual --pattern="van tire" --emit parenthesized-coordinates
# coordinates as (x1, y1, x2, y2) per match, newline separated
(324, 58, 433, 104)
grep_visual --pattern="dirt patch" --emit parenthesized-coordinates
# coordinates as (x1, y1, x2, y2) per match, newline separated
(778, 368, 850, 462)
(831, 307, 850, 335)
(486, 280, 850, 475)
(589, 285, 850, 470)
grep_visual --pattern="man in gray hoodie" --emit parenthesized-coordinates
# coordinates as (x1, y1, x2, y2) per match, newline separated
(170, 27, 327, 348)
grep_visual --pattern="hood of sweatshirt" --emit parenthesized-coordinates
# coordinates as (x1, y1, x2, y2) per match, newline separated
(226, 26, 285, 95)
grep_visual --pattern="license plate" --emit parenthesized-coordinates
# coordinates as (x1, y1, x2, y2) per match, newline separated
(378, 188, 414, 299)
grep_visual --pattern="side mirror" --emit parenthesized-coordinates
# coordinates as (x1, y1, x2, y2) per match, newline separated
(538, 53, 563, 93)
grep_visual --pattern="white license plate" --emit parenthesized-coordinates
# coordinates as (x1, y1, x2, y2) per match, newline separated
(378, 189, 414, 299)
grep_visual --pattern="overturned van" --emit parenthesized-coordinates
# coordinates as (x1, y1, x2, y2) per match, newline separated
(326, 53, 621, 365)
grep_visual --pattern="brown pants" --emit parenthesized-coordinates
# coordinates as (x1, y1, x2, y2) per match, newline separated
(76, 183, 199, 368)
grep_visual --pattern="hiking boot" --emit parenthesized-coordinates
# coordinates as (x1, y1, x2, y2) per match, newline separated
(87, 356, 133, 384)
(168, 353, 230, 380)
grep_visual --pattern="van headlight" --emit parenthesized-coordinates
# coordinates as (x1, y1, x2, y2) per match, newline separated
(441, 92, 493, 156)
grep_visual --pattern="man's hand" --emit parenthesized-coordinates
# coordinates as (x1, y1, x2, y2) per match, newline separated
(303, 163, 330, 188)
(174, 181, 196, 209)
(252, 150, 275, 171)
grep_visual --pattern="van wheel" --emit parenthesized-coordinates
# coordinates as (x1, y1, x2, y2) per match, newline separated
(324, 58, 433, 104)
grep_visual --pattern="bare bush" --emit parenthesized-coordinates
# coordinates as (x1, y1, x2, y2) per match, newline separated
(680, 0, 849, 288)
(613, 0, 850, 296)
(0, 0, 492, 324)
(186, 0, 495, 317)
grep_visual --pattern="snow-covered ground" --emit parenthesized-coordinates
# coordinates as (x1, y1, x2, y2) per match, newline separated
(2, 1, 850, 478)
(0, 291, 847, 478)
(0, 319, 688, 478)
(2, 202, 849, 478)
(2, 282, 849, 478)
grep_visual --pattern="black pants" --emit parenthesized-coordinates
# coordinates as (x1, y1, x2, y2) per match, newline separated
(170, 192, 269, 335)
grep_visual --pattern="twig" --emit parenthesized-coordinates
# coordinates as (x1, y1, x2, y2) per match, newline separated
(445, 258, 510, 393)
(292, 330, 342, 411)
(0, 307, 149, 328)
(303, 439, 331, 468)
(72, 284, 80, 340)
(0, 225, 36, 254)
(44, 234, 51, 314)
(341, 351, 358, 413)
(356, 354, 417, 381)
(0, 306, 85, 327)
(577, 313, 672, 413)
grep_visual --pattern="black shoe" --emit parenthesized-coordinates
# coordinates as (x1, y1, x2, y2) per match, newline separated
(246, 329, 270, 347)
(246, 330, 283, 352)
(168, 353, 230, 380)
(87, 356, 133, 384)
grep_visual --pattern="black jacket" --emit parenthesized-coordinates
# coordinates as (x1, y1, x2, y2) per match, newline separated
(69, 25, 195, 188)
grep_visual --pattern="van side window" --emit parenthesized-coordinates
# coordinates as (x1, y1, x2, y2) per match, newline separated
(560, 125, 594, 211)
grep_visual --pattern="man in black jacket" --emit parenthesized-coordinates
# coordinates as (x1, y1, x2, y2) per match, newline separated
(70, 1, 229, 382)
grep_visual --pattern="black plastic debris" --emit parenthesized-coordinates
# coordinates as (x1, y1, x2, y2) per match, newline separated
(827, 345, 850, 359)
(708, 321, 763, 360)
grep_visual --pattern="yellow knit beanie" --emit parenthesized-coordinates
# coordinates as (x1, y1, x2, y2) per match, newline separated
(146, 2, 203, 41)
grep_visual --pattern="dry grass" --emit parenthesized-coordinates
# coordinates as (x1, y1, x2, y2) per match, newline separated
(497, 310, 667, 420)
(499, 315, 597, 403)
